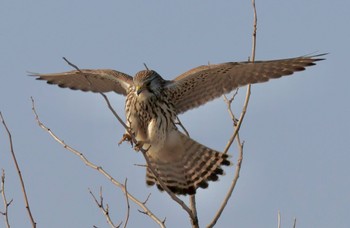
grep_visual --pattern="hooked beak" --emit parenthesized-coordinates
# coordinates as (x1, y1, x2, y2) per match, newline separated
(136, 85, 145, 95)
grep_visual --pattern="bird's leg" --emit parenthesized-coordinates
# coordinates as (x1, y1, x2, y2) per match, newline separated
(134, 141, 152, 152)
(134, 141, 145, 152)
(118, 130, 149, 152)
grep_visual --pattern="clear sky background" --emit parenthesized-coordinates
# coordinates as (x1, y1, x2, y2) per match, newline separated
(0, 1, 348, 227)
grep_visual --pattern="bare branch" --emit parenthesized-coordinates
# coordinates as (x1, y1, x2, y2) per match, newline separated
(31, 97, 165, 228)
(89, 187, 120, 228)
(222, 85, 251, 154)
(223, 93, 239, 125)
(1, 169, 12, 228)
(0, 112, 36, 228)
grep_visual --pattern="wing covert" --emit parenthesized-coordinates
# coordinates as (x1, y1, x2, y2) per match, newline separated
(166, 54, 326, 114)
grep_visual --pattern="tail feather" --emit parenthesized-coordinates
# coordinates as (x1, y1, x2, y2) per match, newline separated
(145, 131, 230, 195)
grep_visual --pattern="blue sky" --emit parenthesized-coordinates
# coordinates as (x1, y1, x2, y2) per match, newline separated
(0, 1, 348, 227)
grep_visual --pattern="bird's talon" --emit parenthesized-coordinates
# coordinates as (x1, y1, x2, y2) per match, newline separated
(118, 133, 133, 146)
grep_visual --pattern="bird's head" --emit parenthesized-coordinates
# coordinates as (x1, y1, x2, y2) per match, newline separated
(133, 70, 164, 97)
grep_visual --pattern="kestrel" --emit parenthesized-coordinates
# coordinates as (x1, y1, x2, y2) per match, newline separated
(31, 54, 325, 195)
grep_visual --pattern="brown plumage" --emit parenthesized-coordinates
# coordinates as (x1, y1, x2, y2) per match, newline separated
(30, 54, 325, 195)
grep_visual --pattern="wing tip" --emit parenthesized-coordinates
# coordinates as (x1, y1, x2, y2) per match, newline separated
(27, 71, 41, 78)
(304, 52, 328, 62)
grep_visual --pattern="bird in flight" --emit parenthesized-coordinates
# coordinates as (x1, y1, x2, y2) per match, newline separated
(31, 54, 325, 195)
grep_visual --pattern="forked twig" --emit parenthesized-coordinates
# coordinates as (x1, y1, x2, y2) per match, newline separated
(0, 112, 36, 228)
(222, 86, 250, 154)
(30, 98, 165, 228)
(89, 187, 121, 228)
(1, 169, 13, 228)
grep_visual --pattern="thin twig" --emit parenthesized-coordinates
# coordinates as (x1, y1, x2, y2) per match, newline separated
(1, 169, 12, 228)
(100, 93, 198, 227)
(293, 217, 297, 228)
(175, 117, 190, 137)
(123, 179, 130, 228)
(31, 98, 165, 228)
(142, 193, 151, 205)
(0, 112, 36, 228)
(62, 57, 82, 72)
(250, 0, 257, 61)
(277, 210, 281, 228)
(143, 63, 149, 71)
(89, 187, 120, 228)
(189, 195, 198, 228)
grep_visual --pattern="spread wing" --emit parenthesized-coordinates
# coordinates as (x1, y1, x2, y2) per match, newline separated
(166, 54, 326, 114)
(30, 69, 133, 96)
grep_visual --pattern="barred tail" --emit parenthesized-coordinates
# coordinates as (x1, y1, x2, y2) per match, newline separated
(146, 131, 230, 195)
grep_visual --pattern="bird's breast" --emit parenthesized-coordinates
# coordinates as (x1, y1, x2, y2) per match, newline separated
(125, 92, 177, 147)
